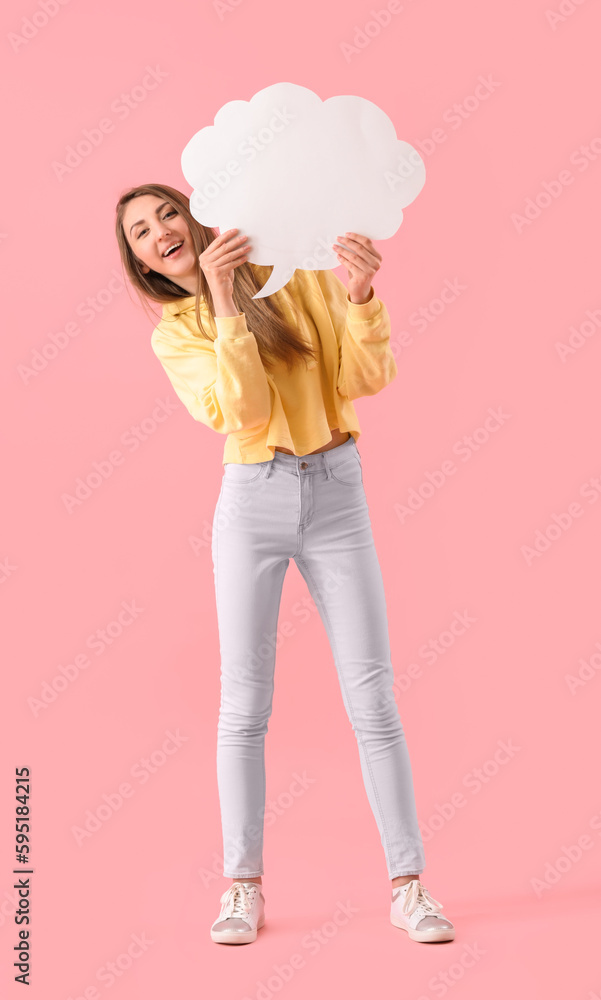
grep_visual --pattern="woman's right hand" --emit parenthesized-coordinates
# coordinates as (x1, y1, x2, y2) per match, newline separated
(199, 228, 251, 300)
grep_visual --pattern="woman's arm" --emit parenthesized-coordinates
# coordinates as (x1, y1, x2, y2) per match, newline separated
(313, 268, 398, 400)
(150, 314, 272, 435)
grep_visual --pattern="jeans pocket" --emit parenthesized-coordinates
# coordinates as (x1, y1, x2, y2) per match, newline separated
(330, 453, 363, 486)
(223, 461, 268, 484)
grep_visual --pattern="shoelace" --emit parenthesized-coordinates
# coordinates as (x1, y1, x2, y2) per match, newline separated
(400, 880, 444, 918)
(219, 882, 259, 919)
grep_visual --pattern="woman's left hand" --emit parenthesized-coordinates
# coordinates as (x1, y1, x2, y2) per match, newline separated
(332, 232, 382, 303)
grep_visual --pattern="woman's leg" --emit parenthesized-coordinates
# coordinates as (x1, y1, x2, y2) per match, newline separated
(211, 465, 293, 879)
(292, 443, 426, 880)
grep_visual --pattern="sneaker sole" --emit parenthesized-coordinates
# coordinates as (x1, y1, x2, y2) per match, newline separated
(390, 913, 455, 942)
(210, 914, 266, 945)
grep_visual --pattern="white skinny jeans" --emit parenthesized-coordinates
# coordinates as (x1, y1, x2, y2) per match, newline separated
(211, 434, 426, 880)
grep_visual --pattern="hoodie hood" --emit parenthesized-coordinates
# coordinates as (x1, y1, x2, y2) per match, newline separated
(162, 294, 208, 318)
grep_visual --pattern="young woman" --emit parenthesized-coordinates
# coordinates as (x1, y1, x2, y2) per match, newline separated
(116, 183, 455, 946)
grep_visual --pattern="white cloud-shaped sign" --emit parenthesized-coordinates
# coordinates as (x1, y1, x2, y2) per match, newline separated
(181, 82, 425, 299)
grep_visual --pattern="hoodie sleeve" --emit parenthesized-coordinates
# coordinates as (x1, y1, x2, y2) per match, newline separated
(150, 313, 272, 434)
(314, 269, 397, 401)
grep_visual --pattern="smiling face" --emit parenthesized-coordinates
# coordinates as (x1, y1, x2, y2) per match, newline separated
(123, 194, 198, 294)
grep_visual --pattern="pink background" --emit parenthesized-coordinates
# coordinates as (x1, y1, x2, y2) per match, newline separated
(2, 0, 601, 997)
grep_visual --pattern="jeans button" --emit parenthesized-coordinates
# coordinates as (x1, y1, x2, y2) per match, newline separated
(300, 461, 308, 470)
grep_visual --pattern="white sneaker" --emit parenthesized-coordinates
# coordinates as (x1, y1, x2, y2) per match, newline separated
(390, 879, 455, 942)
(210, 881, 266, 944)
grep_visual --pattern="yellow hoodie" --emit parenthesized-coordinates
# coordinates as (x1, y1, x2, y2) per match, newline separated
(150, 267, 397, 464)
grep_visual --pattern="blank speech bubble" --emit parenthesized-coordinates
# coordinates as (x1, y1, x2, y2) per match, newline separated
(181, 82, 426, 299)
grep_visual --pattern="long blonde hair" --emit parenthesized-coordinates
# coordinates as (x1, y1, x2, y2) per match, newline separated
(115, 183, 318, 375)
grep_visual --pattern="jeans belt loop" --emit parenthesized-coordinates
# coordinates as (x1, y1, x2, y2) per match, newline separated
(322, 451, 333, 480)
